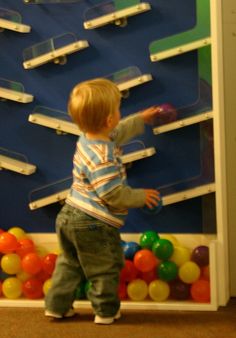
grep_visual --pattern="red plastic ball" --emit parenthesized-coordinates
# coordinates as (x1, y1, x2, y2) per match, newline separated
(138, 268, 157, 284)
(21, 253, 42, 275)
(42, 253, 57, 275)
(133, 249, 158, 273)
(118, 282, 127, 300)
(120, 260, 138, 283)
(190, 279, 210, 303)
(22, 278, 43, 299)
(16, 238, 35, 258)
(0, 232, 19, 254)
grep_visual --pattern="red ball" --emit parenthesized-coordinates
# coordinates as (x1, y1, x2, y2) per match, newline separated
(16, 238, 35, 258)
(0, 232, 19, 254)
(120, 260, 138, 283)
(22, 279, 43, 299)
(190, 279, 210, 303)
(138, 268, 158, 284)
(118, 282, 127, 300)
(42, 253, 57, 275)
(21, 253, 42, 275)
(134, 249, 157, 273)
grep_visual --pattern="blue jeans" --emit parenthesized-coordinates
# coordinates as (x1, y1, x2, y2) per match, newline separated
(45, 204, 124, 317)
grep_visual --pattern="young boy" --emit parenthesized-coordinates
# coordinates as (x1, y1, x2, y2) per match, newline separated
(45, 78, 161, 324)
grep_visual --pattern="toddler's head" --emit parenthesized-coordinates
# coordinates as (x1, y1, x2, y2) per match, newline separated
(68, 78, 121, 133)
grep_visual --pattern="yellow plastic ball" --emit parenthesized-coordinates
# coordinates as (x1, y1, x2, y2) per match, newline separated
(127, 279, 148, 301)
(16, 271, 32, 282)
(148, 279, 170, 302)
(170, 246, 191, 267)
(8, 227, 27, 240)
(1, 253, 22, 275)
(43, 278, 52, 296)
(35, 245, 49, 257)
(178, 261, 201, 284)
(2, 277, 22, 299)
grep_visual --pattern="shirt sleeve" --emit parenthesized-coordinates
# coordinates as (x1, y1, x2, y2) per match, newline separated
(102, 185, 146, 209)
(87, 154, 145, 209)
(111, 113, 145, 146)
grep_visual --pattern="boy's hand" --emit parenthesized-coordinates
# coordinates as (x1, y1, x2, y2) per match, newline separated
(143, 189, 161, 209)
(139, 106, 163, 125)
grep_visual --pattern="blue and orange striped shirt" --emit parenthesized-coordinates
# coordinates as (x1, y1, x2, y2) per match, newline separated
(66, 114, 146, 228)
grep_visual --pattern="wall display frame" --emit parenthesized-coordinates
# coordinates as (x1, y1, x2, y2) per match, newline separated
(0, 0, 229, 309)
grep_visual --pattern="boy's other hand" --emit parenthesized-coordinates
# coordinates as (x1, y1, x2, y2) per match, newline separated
(143, 189, 161, 209)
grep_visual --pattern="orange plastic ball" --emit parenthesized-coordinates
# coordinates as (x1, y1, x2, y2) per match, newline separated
(21, 253, 42, 275)
(133, 249, 158, 273)
(0, 232, 19, 254)
(190, 279, 210, 303)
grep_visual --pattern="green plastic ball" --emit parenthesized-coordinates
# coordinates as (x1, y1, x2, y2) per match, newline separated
(139, 231, 159, 250)
(152, 238, 174, 260)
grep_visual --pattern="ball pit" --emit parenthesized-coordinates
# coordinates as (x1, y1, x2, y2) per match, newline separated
(0, 228, 211, 305)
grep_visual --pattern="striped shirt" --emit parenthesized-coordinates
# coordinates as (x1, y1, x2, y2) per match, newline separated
(66, 114, 146, 228)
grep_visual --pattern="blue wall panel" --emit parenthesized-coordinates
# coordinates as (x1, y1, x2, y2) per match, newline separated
(0, 0, 207, 233)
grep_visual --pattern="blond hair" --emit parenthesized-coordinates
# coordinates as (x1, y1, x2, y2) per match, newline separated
(68, 78, 121, 133)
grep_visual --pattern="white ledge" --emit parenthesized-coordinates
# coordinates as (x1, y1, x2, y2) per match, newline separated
(153, 111, 213, 135)
(0, 155, 36, 175)
(0, 87, 34, 103)
(0, 18, 31, 33)
(23, 40, 89, 69)
(28, 113, 81, 136)
(84, 3, 151, 29)
(150, 37, 211, 62)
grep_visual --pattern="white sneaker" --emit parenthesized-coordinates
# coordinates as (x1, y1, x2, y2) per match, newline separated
(94, 310, 121, 325)
(45, 308, 75, 319)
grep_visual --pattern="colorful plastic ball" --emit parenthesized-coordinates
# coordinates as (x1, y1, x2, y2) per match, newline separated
(201, 265, 210, 280)
(22, 278, 43, 299)
(2, 277, 22, 299)
(0, 280, 2, 296)
(120, 240, 126, 248)
(118, 282, 127, 300)
(170, 246, 191, 267)
(190, 279, 210, 303)
(35, 245, 49, 258)
(141, 195, 162, 215)
(1, 253, 21, 275)
(178, 261, 201, 284)
(148, 279, 170, 302)
(139, 231, 159, 250)
(43, 278, 52, 296)
(17, 270, 32, 282)
(158, 261, 178, 282)
(35, 269, 51, 282)
(0, 228, 4, 235)
(8, 227, 27, 240)
(84, 280, 92, 294)
(42, 253, 57, 275)
(120, 260, 138, 282)
(154, 103, 177, 126)
(0, 232, 19, 254)
(21, 252, 42, 275)
(191, 245, 209, 267)
(152, 238, 174, 260)
(133, 249, 158, 273)
(170, 280, 190, 300)
(138, 268, 157, 284)
(127, 279, 148, 301)
(123, 241, 141, 260)
(16, 238, 35, 258)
